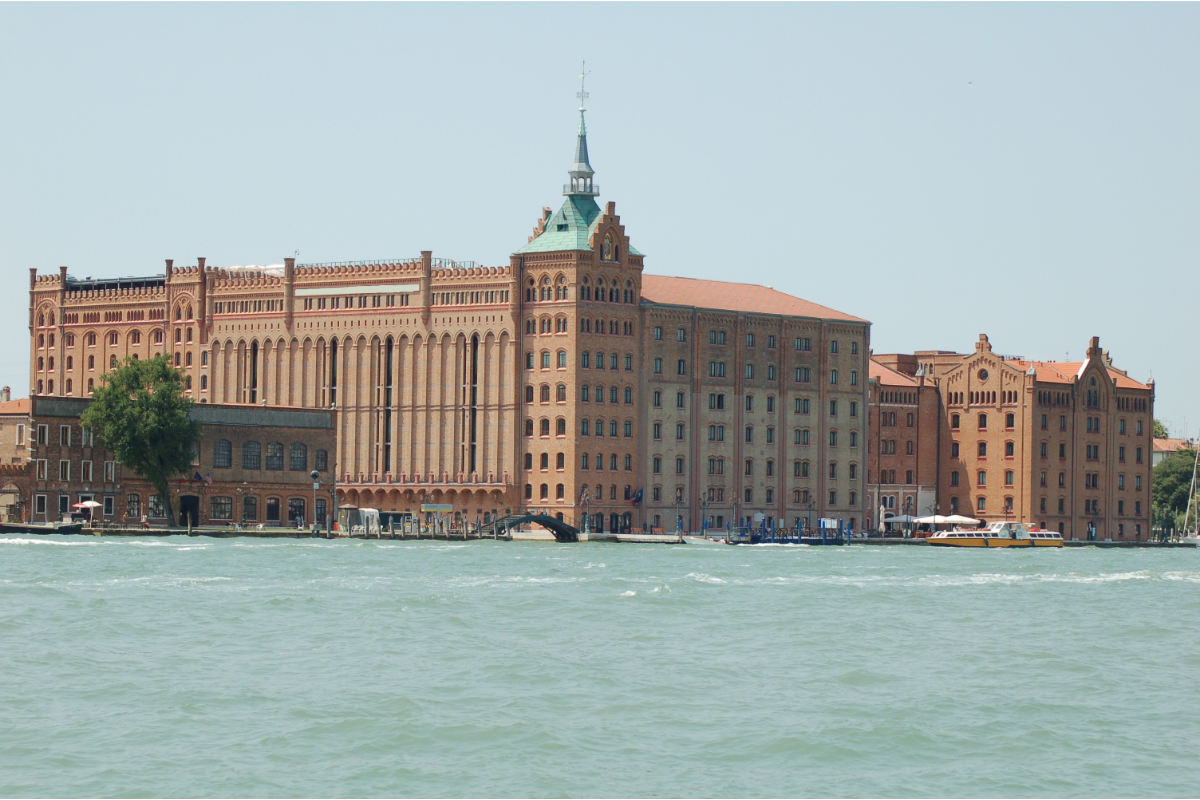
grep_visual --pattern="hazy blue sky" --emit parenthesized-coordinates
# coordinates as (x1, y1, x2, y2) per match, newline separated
(1, 3, 1196, 431)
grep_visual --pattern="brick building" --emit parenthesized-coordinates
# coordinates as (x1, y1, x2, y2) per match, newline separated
(0, 391, 32, 520)
(865, 358, 939, 530)
(8, 396, 334, 527)
(25, 102, 873, 532)
(877, 334, 1154, 541)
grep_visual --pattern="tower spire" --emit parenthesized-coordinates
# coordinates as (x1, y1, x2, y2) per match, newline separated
(566, 61, 598, 196)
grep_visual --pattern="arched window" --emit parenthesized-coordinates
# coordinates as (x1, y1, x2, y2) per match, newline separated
(130, 331, 141, 344)
(243, 441, 262, 470)
(289, 443, 307, 471)
(540, 418, 550, 436)
(185, 352, 193, 366)
(153, 330, 163, 344)
(213, 439, 233, 468)
(557, 351, 567, 368)
(540, 385, 551, 403)
(525, 385, 535, 403)
(315, 449, 328, 471)
(556, 483, 565, 500)
(556, 384, 567, 402)
(525, 419, 534, 437)
(556, 418, 566, 436)
(200, 375, 208, 390)
(265, 442, 284, 470)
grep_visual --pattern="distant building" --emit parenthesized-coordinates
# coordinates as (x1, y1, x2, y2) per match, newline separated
(1152, 437, 1195, 467)
(878, 334, 1154, 541)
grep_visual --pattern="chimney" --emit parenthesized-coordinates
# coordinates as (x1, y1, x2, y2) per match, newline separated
(419, 251, 432, 324)
(0, 386, 9, 403)
(165, 259, 174, 280)
(284, 257, 296, 329)
(197, 257, 206, 270)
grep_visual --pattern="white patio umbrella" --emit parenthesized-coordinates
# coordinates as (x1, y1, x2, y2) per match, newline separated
(72, 500, 102, 509)
(943, 514, 981, 526)
(883, 514, 920, 525)
(914, 515, 951, 525)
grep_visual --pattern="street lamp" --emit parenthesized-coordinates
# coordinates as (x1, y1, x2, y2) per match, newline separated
(310, 470, 320, 535)
(904, 496, 913, 539)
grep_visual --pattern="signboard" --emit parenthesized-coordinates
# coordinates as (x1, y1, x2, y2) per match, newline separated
(819, 518, 840, 528)
(420, 504, 454, 513)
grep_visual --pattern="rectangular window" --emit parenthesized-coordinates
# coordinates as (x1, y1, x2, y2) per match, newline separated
(210, 496, 233, 520)
(654, 326, 662, 340)
(653, 391, 661, 408)
(677, 392, 685, 409)
(81, 461, 92, 482)
(59, 460, 70, 481)
(677, 359, 686, 375)
(104, 461, 115, 482)
(676, 423, 685, 440)
(795, 368, 810, 383)
(654, 358, 662, 374)
(829, 369, 838, 385)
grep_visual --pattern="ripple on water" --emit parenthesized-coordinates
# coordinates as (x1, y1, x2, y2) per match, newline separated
(0, 534, 1198, 797)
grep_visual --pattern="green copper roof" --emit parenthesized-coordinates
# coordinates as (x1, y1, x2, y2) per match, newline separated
(513, 193, 645, 257)
(515, 195, 601, 254)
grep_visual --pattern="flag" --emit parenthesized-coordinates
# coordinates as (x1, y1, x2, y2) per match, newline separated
(204, 473, 213, 486)
(630, 488, 643, 507)
(193, 471, 204, 482)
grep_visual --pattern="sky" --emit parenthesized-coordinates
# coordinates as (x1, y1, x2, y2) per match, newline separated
(1, 3, 1196, 432)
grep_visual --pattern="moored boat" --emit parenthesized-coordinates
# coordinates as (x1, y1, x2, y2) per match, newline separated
(928, 521, 1063, 548)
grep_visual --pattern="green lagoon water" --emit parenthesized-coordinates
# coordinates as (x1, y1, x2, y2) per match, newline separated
(1, 535, 1198, 798)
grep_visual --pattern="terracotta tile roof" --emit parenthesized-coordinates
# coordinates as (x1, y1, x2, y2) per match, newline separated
(1005, 359, 1150, 391)
(0, 398, 30, 416)
(640, 275, 866, 322)
(870, 359, 917, 387)
(1153, 438, 1194, 453)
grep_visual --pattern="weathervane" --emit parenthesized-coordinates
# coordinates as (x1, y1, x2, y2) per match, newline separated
(577, 60, 590, 111)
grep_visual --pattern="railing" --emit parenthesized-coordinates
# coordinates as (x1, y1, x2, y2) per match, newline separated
(563, 184, 600, 196)
(431, 258, 479, 270)
(297, 258, 420, 269)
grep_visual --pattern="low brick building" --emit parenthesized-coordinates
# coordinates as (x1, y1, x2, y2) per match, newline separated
(15, 396, 335, 527)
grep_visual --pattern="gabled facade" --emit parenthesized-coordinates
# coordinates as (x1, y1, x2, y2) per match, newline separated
(882, 334, 1154, 541)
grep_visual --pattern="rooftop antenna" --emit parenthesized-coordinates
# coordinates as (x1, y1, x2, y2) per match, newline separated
(577, 60, 590, 112)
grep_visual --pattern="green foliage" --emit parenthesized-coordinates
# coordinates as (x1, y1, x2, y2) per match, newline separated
(1151, 448, 1197, 527)
(1153, 419, 1170, 439)
(81, 355, 201, 527)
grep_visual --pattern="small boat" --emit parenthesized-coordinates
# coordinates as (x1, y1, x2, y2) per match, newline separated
(928, 521, 1063, 548)
(682, 535, 727, 545)
(0, 521, 85, 535)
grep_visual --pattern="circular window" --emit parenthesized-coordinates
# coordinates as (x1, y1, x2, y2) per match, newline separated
(978, 369, 989, 381)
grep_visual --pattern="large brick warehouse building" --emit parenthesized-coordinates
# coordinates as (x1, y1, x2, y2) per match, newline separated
(26, 106, 872, 533)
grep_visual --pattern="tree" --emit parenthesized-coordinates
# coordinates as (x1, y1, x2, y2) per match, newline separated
(81, 355, 201, 527)
(1151, 448, 1198, 530)
(1153, 419, 1170, 439)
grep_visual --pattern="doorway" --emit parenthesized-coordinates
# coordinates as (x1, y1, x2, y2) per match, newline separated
(179, 495, 200, 527)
